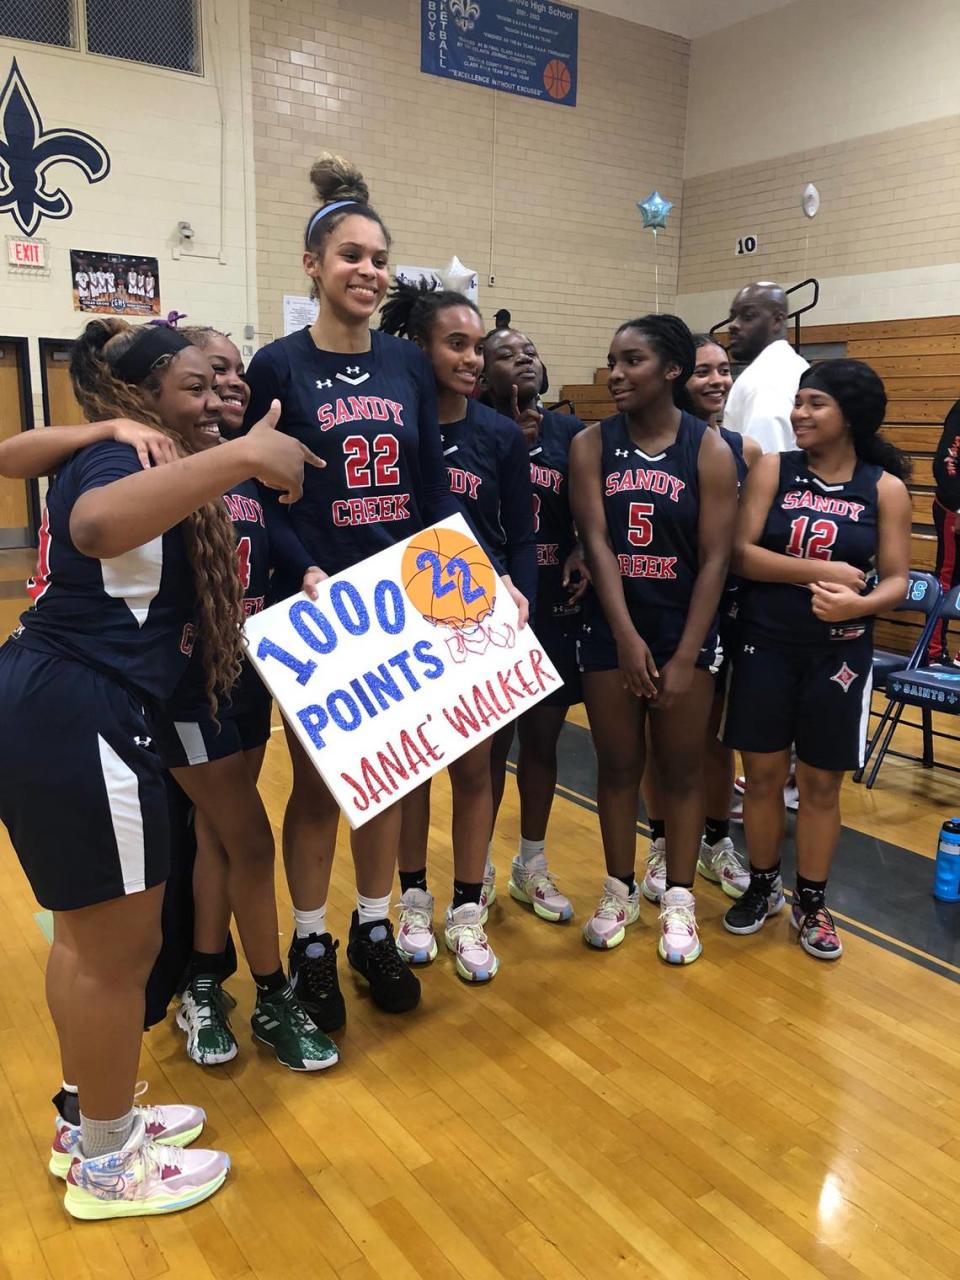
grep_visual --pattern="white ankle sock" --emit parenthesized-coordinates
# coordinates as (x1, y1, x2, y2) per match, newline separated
(293, 904, 327, 939)
(357, 892, 391, 926)
(80, 1108, 135, 1160)
(518, 836, 546, 865)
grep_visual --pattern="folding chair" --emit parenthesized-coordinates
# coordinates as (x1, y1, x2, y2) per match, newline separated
(854, 570, 942, 783)
(863, 582, 960, 789)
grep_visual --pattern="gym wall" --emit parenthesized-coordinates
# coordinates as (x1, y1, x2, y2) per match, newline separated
(0, 0, 258, 426)
(249, 0, 689, 388)
(677, 0, 960, 330)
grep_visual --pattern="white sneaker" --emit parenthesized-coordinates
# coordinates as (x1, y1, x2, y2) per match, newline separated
(697, 837, 750, 899)
(658, 887, 702, 965)
(444, 902, 499, 982)
(63, 1115, 229, 1220)
(582, 877, 640, 949)
(640, 838, 666, 903)
(783, 777, 799, 811)
(508, 853, 573, 922)
(395, 887, 437, 963)
(50, 1083, 204, 1179)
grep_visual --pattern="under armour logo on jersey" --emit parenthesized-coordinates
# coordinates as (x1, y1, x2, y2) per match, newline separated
(134, 735, 152, 749)
(614, 448, 630, 458)
(336, 368, 370, 386)
(346, 365, 360, 374)
(830, 662, 859, 693)
(743, 644, 755, 654)
(316, 378, 332, 389)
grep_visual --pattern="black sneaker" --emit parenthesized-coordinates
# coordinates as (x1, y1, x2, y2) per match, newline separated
(722, 877, 785, 935)
(347, 913, 421, 1014)
(287, 933, 346, 1033)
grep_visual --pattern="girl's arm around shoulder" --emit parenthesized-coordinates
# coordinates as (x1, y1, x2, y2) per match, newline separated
(71, 403, 323, 559)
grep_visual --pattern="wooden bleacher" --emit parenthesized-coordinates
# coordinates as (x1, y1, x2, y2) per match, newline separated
(558, 315, 960, 655)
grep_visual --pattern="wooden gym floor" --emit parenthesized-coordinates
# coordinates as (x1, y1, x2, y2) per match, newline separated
(0, 552, 958, 1279)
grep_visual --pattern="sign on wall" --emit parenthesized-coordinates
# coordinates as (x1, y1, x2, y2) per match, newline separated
(7, 236, 46, 268)
(421, 0, 578, 107)
(0, 59, 111, 237)
(735, 234, 759, 256)
(283, 293, 319, 335)
(70, 250, 160, 316)
(244, 516, 562, 828)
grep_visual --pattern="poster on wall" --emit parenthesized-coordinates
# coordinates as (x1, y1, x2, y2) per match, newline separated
(283, 293, 320, 335)
(421, 0, 578, 107)
(70, 250, 160, 316)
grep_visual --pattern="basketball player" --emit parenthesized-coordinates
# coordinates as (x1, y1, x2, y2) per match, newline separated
(0, 319, 317, 1218)
(722, 360, 911, 959)
(481, 326, 588, 927)
(570, 315, 738, 963)
(128, 266, 139, 297)
(640, 336, 760, 902)
(243, 153, 459, 1020)
(380, 280, 535, 981)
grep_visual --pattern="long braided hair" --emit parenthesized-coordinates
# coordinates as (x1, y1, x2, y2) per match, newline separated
(616, 314, 698, 412)
(70, 318, 244, 714)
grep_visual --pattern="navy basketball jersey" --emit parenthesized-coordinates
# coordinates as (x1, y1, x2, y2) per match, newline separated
(719, 425, 749, 620)
(740, 450, 882, 645)
(440, 400, 537, 605)
(598, 410, 707, 619)
(166, 479, 270, 714)
(530, 409, 586, 620)
(13, 442, 196, 701)
(243, 328, 456, 582)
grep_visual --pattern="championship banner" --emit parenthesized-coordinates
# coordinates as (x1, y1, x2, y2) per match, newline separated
(70, 249, 160, 316)
(244, 516, 561, 828)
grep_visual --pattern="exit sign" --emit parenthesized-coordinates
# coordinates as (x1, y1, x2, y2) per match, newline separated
(7, 237, 47, 268)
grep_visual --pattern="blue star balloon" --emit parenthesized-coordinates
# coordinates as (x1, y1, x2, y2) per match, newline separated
(637, 190, 673, 231)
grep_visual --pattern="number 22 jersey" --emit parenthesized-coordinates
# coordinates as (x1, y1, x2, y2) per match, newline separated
(739, 450, 882, 645)
(243, 327, 456, 589)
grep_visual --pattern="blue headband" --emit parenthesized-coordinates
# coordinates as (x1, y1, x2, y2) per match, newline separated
(304, 200, 360, 247)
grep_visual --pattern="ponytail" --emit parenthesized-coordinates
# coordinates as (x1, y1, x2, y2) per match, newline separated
(380, 277, 478, 344)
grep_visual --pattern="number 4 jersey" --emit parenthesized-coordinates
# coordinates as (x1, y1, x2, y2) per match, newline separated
(739, 450, 882, 645)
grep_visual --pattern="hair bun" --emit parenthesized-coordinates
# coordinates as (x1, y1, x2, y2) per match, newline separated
(309, 153, 369, 207)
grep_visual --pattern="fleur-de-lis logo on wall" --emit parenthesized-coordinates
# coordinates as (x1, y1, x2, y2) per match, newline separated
(450, 1, 480, 33)
(0, 59, 110, 236)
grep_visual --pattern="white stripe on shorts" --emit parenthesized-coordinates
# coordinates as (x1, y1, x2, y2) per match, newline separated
(174, 721, 210, 766)
(97, 734, 147, 895)
(856, 664, 874, 770)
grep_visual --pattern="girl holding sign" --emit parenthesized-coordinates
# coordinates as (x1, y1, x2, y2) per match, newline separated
(570, 314, 738, 965)
(380, 280, 536, 981)
(243, 155, 459, 1018)
(0, 319, 316, 1219)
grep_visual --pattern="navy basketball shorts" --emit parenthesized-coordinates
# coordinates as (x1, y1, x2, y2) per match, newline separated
(722, 632, 874, 772)
(0, 642, 170, 911)
(534, 610, 583, 707)
(577, 605, 721, 677)
(151, 663, 272, 769)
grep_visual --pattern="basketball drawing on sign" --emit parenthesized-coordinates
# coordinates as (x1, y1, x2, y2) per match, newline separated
(401, 526, 515, 664)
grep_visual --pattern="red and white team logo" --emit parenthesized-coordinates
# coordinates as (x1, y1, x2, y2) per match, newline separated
(830, 662, 859, 693)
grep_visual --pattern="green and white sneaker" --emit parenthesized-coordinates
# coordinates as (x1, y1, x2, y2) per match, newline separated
(251, 982, 339, 1071)
(176, 974, 238, 1067)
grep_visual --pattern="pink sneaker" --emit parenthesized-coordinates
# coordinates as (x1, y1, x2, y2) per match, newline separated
(582, 877, 640, 949)
(508, 854, 573, 922)
(50, 1084, 205, 1179)
(444, 902, 499, 982)
(697, 837, 750, 899)
(658, 887, 702, 965)
(640, 838, 666, 903)
(395, 887, 437, 964)
(63, 1115, 229, 1220)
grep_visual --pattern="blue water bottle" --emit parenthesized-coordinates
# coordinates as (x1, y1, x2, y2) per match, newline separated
(934, 818, 960, 902)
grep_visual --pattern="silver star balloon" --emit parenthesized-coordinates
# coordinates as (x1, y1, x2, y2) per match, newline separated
(637, 190, 673, 231)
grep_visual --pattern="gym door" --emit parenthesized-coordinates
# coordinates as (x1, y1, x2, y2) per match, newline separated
(39, 339, 83, 426)
(0, 339, 35, 548)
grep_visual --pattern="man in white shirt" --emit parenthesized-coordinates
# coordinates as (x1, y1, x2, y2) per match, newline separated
(723, 282, 809, 453)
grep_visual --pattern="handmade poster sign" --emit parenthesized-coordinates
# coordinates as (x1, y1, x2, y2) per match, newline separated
(244, 515, 561, 827)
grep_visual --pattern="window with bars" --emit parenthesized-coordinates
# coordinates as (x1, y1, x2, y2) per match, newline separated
(85, 0, 202, 74)
(0, 0, 202, 75)
(0, 0, 77, 49)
